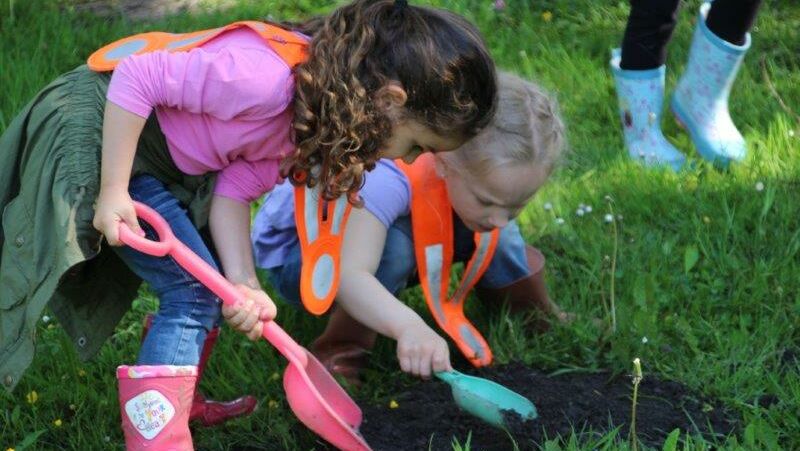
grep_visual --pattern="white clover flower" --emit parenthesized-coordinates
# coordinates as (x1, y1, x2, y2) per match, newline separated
(789, 129, 796, 137)
(584, 205, 593, 213)
(576, 208, 585, 217)
(604, 214, 614, 223)
(42, 315, 50, 323)
(755, 181, 764, 192)
(641, 336, 648, 344)
(543, 202, 553, 211)
(604, 195, 613, 202)
(555, 217, 565, 225)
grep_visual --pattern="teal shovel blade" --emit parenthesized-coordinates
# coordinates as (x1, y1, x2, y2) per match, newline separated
(435, 370, 537, 428)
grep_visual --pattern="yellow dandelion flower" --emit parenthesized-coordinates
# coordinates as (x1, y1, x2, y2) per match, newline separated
(47, 324, 55, 330)
(703, 216, 711, 224)
(542, 11, 553, 22)
(268, 400, 279, 409)
(26, 390, 38, 404)
(270, 372, 280, 381)
(8, 447, 16, 451)
(77, 369, 86, 377)
(53, 419, 62, 427)
(389, 400, 399, 409)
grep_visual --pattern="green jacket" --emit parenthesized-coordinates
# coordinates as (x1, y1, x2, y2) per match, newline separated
(0, 66, 215, 392)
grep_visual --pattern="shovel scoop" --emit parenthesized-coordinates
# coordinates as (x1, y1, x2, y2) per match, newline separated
(118, 201, 371, 451)
(435, 370, 537, 428)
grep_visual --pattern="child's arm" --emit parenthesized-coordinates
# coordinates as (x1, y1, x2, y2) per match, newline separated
(337, 207, 452, 378)
(93, 102, 147, 245)
(209, 195, 277, 340)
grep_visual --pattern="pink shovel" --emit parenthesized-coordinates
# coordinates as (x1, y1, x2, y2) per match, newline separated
(118, 201, 372, 451)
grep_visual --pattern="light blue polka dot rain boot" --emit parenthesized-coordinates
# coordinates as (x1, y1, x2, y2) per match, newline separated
(610, 48, 686, 171)
(671, 2, 751, 167)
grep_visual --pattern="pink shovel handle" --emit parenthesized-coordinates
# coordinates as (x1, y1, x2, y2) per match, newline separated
(118, 201, 307, 365)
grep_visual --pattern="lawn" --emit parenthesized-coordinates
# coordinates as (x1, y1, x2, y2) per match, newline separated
(1, 0, 799, 450)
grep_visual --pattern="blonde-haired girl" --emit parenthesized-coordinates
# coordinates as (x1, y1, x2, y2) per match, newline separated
(253, 72, 569, 384)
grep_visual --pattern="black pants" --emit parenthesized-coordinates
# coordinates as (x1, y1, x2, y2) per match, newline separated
(620, 0, 762, 70)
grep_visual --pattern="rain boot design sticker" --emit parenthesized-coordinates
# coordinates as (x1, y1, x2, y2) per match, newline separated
(125, 389, 175, 440)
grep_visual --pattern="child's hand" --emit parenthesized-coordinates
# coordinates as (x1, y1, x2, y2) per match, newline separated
(222, 285, 277, 341)
(395, 321, 452, 378)
(93, 186, 144, 246)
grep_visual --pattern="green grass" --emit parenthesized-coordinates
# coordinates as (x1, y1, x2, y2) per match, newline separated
(2, 0, 799, 449)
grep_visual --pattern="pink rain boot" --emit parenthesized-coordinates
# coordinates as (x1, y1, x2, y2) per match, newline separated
(117, 365, 197, 451)
(142, 314, 258, 426)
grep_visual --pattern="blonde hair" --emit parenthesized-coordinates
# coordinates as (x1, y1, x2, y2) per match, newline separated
(445, 71, 565, 178)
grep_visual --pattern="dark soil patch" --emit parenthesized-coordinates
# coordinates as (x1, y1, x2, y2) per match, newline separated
(356, 362, 738, 450)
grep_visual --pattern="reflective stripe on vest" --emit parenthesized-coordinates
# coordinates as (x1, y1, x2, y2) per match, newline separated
(397, 154, 500, 367)
(88, 21, 308, 72)
(294, 183, 353, 315)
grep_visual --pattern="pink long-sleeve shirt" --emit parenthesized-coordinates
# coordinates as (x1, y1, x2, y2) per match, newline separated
(106, 27, 303, 203)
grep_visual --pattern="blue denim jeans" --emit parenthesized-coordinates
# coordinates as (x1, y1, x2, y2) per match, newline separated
(267, 214, 531, 307)
(112, 175, 221, 366)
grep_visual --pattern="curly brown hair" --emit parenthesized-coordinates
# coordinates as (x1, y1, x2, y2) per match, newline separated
(281, 0, 497, 203)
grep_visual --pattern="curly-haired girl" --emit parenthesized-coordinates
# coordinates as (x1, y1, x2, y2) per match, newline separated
(0, 0, 496, 448)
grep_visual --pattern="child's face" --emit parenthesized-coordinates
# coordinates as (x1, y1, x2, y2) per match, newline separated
(379, 119, 464, 164)
(439, 159, 547, 233)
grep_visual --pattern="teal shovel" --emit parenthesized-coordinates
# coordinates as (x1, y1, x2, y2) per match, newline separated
(435, 370, 538, 428)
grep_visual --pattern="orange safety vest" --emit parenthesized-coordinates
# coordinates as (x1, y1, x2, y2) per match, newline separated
(296, 155, 501, 366)
(396, 154, 500, 367)
(294, 182, 353, 315)
(88, 21, 309, 72)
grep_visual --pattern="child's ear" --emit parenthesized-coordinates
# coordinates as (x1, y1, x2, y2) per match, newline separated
(374, 82, 408, 113)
